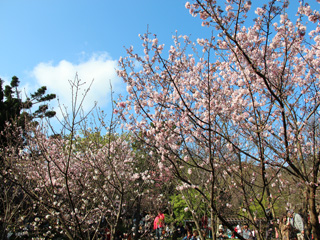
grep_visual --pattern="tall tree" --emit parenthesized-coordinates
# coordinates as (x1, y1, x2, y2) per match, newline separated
(117, 0, 320, 239)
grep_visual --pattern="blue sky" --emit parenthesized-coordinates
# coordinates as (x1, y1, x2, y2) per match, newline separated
(1, 0, 319, 129)
(0, 0, 209, 122)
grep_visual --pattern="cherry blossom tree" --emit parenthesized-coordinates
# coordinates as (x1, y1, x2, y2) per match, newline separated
(0, 76, 153, 239)
(117, 0, 320, 239)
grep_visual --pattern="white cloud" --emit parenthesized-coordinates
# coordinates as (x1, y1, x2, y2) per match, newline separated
(32, 53, 124, 114)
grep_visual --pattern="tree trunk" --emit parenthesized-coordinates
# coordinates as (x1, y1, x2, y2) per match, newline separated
(308, 185, 320, 240)
(133, 197, 141, 240)
(211, 210, 216, 240)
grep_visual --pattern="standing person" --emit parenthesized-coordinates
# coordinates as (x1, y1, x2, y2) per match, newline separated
(232, 224, 239, 239)
(217, 225, 228, 240)
(190, 230, 200, 240)
(287, 209, 304, 240)
(237, 224, 242, 235)
(279, 215, 290, 240)
(242, 224, 252, 240)
(153, 210, 165, 240)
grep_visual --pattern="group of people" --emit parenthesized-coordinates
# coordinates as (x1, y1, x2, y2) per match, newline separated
(279, 210, 305, 240)
(217, 223, 253, 240)
(182, 229, 203, 240)
(138, 208, 308, 240)
(153, 211, 205, 240)
(216, 209, 306, 240)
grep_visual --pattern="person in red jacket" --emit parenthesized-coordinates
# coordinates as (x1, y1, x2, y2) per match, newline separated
(153, 210, 165, 240)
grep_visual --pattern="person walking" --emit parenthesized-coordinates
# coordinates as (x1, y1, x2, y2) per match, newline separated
(153, 210, 165, 240)
(287, 209, 304, 240)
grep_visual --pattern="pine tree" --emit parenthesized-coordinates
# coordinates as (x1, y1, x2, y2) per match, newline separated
(0, 76, 56, 146)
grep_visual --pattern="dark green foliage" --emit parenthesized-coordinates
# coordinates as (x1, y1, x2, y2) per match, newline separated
(0, 76, 56, 146)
